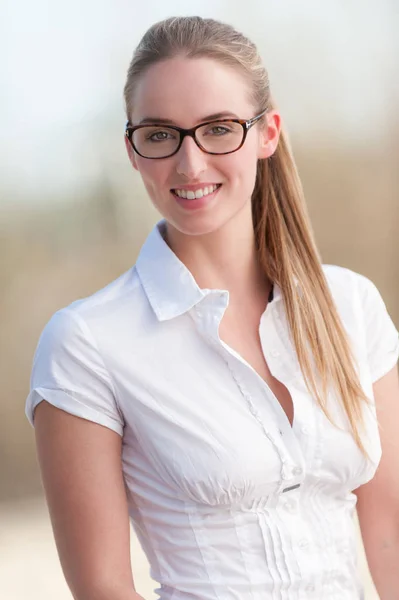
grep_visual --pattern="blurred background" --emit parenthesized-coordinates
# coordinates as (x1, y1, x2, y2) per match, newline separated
(1, 0, 398, 598)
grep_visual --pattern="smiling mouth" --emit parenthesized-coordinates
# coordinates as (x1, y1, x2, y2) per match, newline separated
(171, 184, 222, 199)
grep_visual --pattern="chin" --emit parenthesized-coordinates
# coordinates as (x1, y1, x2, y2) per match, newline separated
(168, 217, 223, 237)
(166, 209, 245, 239)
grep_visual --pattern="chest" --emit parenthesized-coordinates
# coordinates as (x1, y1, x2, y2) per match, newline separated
(218, 307, 295, 427)
(114, 304, 381, 506)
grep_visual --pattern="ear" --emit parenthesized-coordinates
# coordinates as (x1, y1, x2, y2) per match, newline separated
(124, 134, 139, 171)
(257, 109, 281, 160)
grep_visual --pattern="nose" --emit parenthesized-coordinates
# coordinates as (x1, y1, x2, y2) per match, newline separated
(175, 135, 207, 180)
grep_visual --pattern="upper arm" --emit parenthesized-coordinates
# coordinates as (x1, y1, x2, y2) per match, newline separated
(353, 273, 399, 529)
(34, 401, 135, 599)
(25, 308, 135, 598)
(355, 365, 399, 517)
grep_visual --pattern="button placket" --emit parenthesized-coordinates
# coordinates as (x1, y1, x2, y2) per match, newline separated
(202, 295, 302, 491)
(221, 355, 288, 483)
(259, 316, 304, 456)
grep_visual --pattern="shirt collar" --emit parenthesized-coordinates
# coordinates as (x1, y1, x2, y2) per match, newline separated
(136, 220, 206, 321)
(136, 219, 282, 321)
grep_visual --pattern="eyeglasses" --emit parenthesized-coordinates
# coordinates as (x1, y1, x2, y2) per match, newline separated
(125, 109, 267, 159)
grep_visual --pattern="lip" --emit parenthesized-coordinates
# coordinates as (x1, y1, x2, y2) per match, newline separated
(171, 184, 222, 211)
(170, 183, 222, 192)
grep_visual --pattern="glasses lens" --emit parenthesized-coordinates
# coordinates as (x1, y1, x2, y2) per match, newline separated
(196, 121, 244, 153)
(132, 126, 180, 158)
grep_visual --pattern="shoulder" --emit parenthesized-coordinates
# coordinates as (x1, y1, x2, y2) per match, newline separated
(322, 265, 399, 382)
(38, 264, 148, 359)
(26, 273, 136, 435)
(321, 264, 383, 310)
(321, 263, 391, 325)
(47, 264, 149, 335)
(322, 263, 373, 293)
(67, 266, 142, 322)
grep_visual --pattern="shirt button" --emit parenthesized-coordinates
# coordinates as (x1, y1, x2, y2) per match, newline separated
(293, 466, 303, 476)
(305, 584, 315, 592)
(283, 499, 296, 513)
(271, 349, 280, 357)
(301, 425, 310, 435)
(299, 539, 309, 548)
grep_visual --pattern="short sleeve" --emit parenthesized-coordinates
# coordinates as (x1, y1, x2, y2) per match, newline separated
(25, 308, 124, 435)
(357, 274, 399, 382)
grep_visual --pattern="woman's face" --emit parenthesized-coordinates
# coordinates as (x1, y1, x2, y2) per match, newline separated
(125, 56, 280, 237)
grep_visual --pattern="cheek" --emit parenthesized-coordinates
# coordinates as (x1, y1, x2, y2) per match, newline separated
(136, 159, 170, 192)
(220, 145, 258, 188)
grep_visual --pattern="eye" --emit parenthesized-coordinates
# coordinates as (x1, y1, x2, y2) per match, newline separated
(147, 130, 175, 142)
(205, 125, 232, 136)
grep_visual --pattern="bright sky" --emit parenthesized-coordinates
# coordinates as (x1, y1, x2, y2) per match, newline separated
(1, 0, 397, 205)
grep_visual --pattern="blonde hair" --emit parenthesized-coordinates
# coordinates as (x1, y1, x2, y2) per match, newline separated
(123, 16, 371, 455)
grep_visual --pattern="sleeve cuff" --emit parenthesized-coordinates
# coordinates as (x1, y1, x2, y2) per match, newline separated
(370, 339, 399, 383)
(25, 388, 124, 436)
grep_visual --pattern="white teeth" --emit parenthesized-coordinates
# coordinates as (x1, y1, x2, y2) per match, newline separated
(174, 184, 219, 199)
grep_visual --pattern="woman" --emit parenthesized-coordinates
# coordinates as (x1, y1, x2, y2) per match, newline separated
(26, 16, 399, 600)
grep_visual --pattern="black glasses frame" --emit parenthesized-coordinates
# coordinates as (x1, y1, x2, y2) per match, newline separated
(125, 109, 267, 159)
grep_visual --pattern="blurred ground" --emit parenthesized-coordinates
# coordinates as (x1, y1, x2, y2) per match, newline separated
(0, 496, 378, 600)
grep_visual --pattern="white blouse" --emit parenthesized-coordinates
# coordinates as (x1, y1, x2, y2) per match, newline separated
(26, 220, 399, 600)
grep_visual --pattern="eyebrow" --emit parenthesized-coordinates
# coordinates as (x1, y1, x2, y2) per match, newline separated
(137, 111, 240, 125)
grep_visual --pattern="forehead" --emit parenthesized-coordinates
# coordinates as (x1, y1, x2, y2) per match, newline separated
(131, 56, 254, 126)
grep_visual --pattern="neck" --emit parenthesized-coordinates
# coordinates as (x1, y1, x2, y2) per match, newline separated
(164, 211, 270, 304)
